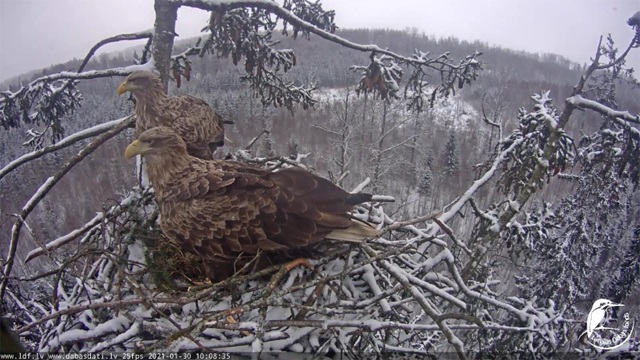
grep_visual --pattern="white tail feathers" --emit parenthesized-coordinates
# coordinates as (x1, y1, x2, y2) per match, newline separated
(325, 220, 379, 242)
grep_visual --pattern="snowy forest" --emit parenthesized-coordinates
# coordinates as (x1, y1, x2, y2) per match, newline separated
(1, 0, 640, 358)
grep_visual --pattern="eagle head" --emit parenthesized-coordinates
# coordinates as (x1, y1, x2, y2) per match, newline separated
(117, 71, 163, 96)
(124, 126, 187, 160)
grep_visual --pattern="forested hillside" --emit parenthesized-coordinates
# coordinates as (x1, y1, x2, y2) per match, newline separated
(1, 3, 639, 355)
(5, 28, 634, 269)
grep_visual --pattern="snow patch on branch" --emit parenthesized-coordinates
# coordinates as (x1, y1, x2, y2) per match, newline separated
(568, 94, 640, 131)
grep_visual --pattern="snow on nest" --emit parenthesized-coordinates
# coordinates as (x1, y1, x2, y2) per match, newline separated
(5, 160, 573, 355)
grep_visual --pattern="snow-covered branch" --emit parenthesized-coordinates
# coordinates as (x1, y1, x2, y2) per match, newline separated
(0, 59, 149, 142)
(360, 242, 469, 360)
(0, 116, 134, 302)
(0, 116, 132, 182)
(171, 43, 204, 62)
(78, 30, 153, 73)
(0, 28, 153, 139)
(435, 137, 524, 227)
(177, 0, 481, 109)
(557, 35, 637, 129)
(2, 63, 154, 103)
(179, 0, 467, 68)
(567, 94, 640, 127)
(24, 212, 105, 263)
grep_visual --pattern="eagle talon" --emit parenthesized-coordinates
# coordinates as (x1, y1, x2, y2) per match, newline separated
(266, 258, 312, 291)
(284, 258, 312, 272)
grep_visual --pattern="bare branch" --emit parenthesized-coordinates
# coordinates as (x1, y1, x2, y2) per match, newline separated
(0, 116, 132, 181)
(78, 30, 153, 73)
(24, 212, 105, 263)
(0, 116, 134, 302)
(360, 243, 469, 360)
(481, 100, 502, 129)
(2, 64, 154, 103)
(245, 130, 269, 150)
(436, 137, 524, 226)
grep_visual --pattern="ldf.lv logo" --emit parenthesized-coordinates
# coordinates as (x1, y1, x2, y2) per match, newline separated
(582, 299, 634, 350)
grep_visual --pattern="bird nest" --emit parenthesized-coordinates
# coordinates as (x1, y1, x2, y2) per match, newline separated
(2, 156, 583, 359)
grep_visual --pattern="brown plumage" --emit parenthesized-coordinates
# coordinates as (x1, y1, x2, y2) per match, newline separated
(124, 127, 378, 281)
(117, 71, 225, 159)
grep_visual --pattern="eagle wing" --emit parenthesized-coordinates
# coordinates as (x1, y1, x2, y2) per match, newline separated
(162, 95, 225, 159)
(159, 164, 363, 263)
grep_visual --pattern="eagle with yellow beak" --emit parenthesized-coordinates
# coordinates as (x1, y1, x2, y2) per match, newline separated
(124, 127, 378, 281)
(117, 71, 226, 159)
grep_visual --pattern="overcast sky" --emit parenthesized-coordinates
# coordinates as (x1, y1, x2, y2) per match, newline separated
(1, 0, 639, 82)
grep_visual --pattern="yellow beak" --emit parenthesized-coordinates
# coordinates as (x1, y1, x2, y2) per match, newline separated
(124, 140, 148, 160)
(116, 81, 129, 96)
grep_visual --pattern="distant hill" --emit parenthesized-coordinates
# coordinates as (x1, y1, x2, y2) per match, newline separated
(2, 28, 584, 91)
(10, 27, 636, 117)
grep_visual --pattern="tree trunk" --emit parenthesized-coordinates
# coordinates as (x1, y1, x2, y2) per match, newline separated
(152, 0, 179, 90)
(338, 91, 350, 186)
(138, 0, 179, 186)
(371, 101, 388, 193)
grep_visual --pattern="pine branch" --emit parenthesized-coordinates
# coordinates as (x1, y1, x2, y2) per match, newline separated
(1, 30, 153, 139)
(178, 0, 481, 109)
(179, 0, 468, 69)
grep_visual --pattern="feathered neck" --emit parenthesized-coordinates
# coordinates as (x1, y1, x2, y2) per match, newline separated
(133, 82, 169, 110)
(145, 148, 189, 198)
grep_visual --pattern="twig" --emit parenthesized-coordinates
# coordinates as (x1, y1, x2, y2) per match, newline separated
(245, 130, 269, 150)
(0, 116, 135, 302)
(1, 65, 153, 105)
(206, 318, 540, 333)
(179, 0, 473, 70)
(432, 217, 472, 255)
(360, 242, 469, 360)
(78, 31, 153, 73)
(124, 277, 210, 352)
(382, 211, 441, 232)
(0, 116, 131, 181)
(25, 212, 105, 263)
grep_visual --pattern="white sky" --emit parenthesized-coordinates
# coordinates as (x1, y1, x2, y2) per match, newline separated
(0, 0, 639, 82)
